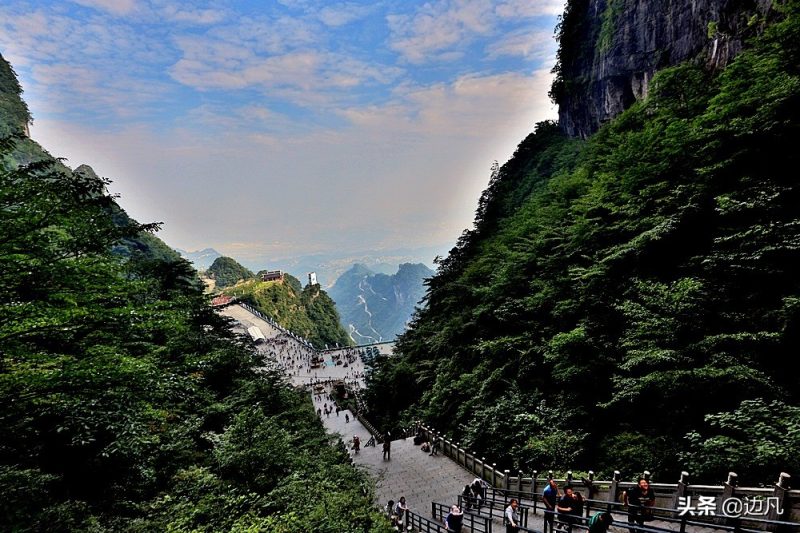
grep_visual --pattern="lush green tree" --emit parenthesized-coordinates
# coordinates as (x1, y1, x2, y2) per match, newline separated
(682, 399, 800, 484)
(208, 256, 255, 288)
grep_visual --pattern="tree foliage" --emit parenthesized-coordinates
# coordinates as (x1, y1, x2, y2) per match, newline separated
(207, 256, 255, 288)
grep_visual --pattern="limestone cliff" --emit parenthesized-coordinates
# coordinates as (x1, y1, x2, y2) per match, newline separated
(552, 0, 774, 138)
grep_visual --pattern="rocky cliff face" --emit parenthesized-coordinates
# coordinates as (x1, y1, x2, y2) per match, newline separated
(553, 0, 773, 138)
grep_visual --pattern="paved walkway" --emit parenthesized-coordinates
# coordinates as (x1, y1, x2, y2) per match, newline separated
(317, 402, 474, 513)
(221, 304, 475, 515)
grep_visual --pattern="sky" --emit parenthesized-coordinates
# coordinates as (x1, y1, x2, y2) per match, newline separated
(0, 0, 562, 266)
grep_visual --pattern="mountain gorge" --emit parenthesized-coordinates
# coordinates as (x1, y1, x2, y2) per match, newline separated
(3, 0, 800, 528)
(365, 0, 800, 484)
(328, 263, 434, 343)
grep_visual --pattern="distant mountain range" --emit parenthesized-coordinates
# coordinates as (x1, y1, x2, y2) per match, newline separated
(176, 245, 442, 287)
(328, 263, 434, 344)
(176, 247, 222, 270)
(237, 245, 444, 288)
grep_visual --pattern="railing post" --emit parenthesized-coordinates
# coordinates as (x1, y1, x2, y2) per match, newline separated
(672, 471, 689, 509)
(518, 470, 524, 493)
(482, 457, 488, 480)
(492, 463, 497, 487)
(585, 470, 595, 517)
(766, 472, 790, 530)
(717, 472, 738, 522)
(567, 470, 573, 485)
(608, 470, 621, 512)
(672, 473, 691, 533)
(504, 469, 511, 490)
(532, 470, 539, 514)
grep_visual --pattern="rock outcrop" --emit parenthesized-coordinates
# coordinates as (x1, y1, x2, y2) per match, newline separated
(553, 0, 774, 138)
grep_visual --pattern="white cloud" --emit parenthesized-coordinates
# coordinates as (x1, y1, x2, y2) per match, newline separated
(71, 0, 138, 16)
(0, 6, 174, 119)
(317, 3, 372, 27)
(342, 69, 556, 138)
(486, 28, 556, 60)
(387, 0, 564, 64)
(495, 0, 565, 18)
(387, 0, 495, 64)
(160, 5, 226, 25)
(170, 26, 402, 104)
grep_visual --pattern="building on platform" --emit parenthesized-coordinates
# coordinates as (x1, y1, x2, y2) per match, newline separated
(308, 272, 318, 286)
(261, 270, 284, 282)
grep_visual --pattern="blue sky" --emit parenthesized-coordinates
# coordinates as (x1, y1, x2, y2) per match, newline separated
(1, 0, 562, 265)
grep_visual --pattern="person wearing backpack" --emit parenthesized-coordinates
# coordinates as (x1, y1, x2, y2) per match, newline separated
(471, 478, 487, 508)
(394, 496, 409, 525)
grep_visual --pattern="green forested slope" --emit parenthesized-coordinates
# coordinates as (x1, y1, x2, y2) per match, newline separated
(0, 57, 385, 530)
(207, 256, 255, 288)
(224, 274, 352, 349)
(0, 56, 30, 136)
(366, 2, 800, 483)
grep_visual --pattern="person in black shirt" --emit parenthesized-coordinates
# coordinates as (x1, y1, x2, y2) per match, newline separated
(557, 485, 580, 532)
(462, 484, 475, 511)
(445, 504, 464, 533)
(624, 478, 655, 532)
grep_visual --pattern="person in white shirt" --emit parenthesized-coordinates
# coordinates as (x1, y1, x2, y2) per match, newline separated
(505, 498, 520, 533)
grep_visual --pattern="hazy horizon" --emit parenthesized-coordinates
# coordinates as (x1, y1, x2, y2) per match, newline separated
(1, 0, 562, 259)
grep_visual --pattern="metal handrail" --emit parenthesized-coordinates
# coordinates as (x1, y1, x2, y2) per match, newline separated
(457, 495, 531, 527)
(431, 501, 493, 533)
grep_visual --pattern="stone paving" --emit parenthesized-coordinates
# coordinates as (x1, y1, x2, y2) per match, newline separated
(316, 400, 474, 513)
